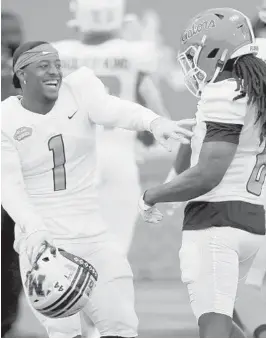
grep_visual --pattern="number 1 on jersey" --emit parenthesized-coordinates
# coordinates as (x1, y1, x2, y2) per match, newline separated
(48, 134, 66, 191)
(246, 143, 266, 196)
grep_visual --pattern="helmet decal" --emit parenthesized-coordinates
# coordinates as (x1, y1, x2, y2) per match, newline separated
(181, 20, 216, 44)
(25, 243, 98, 319)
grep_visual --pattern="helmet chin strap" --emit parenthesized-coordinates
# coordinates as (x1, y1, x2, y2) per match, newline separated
(195, 35, 207, 63)
(209, 48, 229, 84)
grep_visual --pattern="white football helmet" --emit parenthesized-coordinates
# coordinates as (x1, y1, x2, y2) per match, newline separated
(67, 0, 125, 33)
(25, 242, 98, 318)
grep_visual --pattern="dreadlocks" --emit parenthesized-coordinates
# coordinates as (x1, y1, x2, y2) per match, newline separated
(232, 54, 266, 142)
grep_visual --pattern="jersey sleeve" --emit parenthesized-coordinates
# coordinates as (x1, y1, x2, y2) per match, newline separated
(199, 80, 247, 125)
(1, 130, 47, 235)
(65, 66, 159, 131)
(96, 94, 159, 131)
(198, 80, 247, 144)
(256, 38, 266, 62)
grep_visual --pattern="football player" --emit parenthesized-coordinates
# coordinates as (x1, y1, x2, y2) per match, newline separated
(53, 0, 171, 260)
(139, 8, 266, 338)
(1, 41, 194, 338)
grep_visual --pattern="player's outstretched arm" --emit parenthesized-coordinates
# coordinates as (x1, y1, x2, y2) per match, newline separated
(78, 69, 194, 149)
(90, 92, 195, 150)
(1, 131, 54, 263)
(139, 83, 247, 219)
(143, 136, 238, 205)
(67, 67, 195, 149)
(139, 132, 239, 222)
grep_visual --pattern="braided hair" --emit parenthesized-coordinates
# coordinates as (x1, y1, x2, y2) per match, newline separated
(231, 54, 266, 142)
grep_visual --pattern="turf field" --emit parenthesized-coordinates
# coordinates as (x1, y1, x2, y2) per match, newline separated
(8, 280, 198, 338)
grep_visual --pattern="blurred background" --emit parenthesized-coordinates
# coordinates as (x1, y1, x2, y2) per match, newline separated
(2, 0, 262, 119)
(1, 0, 265, 338)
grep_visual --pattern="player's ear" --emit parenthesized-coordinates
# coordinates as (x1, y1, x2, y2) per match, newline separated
(16, 69, 26, 86)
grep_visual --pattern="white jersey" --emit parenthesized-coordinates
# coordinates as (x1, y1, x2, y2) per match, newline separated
(52, 39, 159, 253)
(256, 37, 266, 62)
(53, 39, 158, 161)
(1, 67, 158, 249)
(190, 79, 266, 206)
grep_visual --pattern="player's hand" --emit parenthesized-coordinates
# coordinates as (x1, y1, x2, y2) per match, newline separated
(25, 230, 55, 265)
(150, 117, 195, 151)
(138, 193, 163, 223)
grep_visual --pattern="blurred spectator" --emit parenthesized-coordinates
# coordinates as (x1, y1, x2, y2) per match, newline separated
(1, 10, 23, 338)
(1, 11, 23, 55)
(141, 10, 185, 91)
(253, 16, 266, 38)
(121, 13, 143, 41)
(1, 11, 23, 100)
(252, 0, 266, 37)
(121, 9, 185, 92)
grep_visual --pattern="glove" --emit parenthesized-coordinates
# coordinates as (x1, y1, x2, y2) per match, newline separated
(138, 193, 163, 223)
(25, 230, 55, 265)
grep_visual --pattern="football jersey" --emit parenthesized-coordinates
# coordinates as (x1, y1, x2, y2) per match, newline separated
(190, 79, 266, 206)
(1, 67, 158, 248)
(53, 39, 159, 158)
(256, 37, 266, 62)
(183, 79, 265, 235)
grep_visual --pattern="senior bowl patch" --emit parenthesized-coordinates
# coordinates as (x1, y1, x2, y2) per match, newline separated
(14, 126, 33, 141)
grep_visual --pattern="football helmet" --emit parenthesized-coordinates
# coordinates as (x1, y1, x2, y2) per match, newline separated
(177, 8, 258, 97)
(67, 0, 125, 33)
(25, 242, 98, 318)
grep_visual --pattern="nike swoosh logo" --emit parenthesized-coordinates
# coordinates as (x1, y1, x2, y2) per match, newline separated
(68, 111, 77, 119)
(42, 51, 51, 55)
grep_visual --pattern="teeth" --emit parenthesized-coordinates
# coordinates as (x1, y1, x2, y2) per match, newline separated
(45, 81, 58, 85)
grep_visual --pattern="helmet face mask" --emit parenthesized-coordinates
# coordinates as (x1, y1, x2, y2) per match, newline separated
(177, 8, 258, 97)
(25, 244, 98, 318)
(178, 42, 207, 97)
